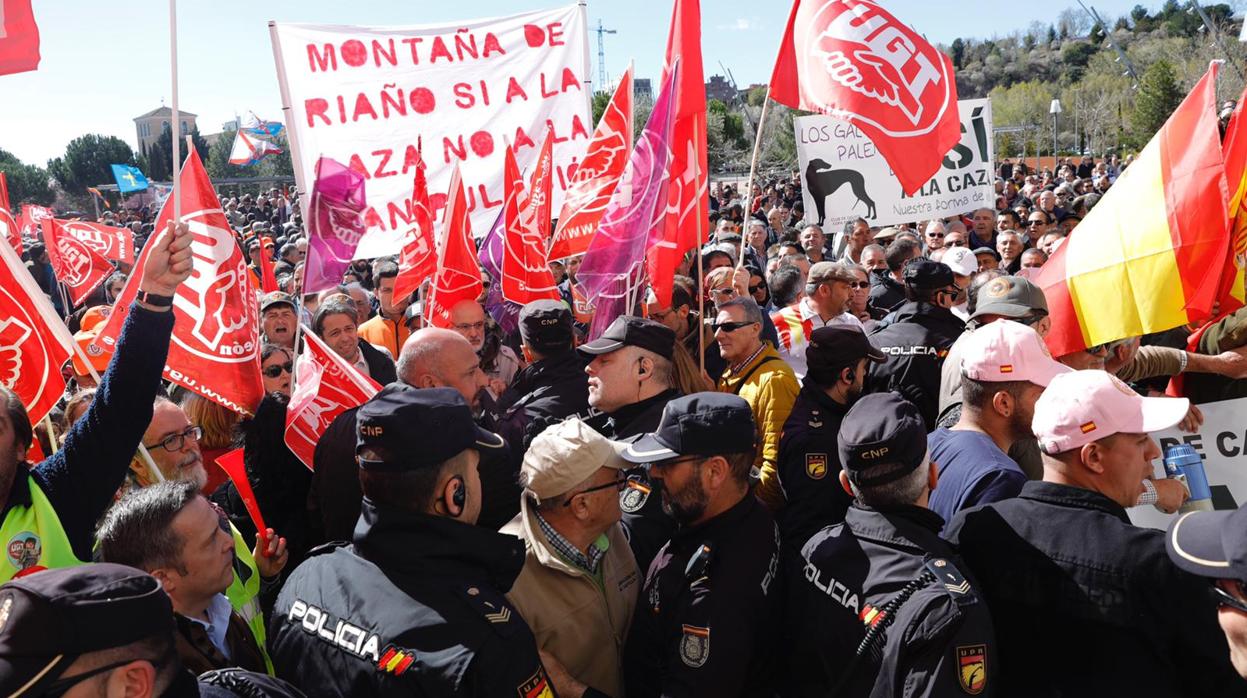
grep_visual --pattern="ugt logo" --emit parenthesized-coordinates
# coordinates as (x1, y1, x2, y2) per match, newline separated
(172, 208, 258, 364)
(803, 0, 954, 135)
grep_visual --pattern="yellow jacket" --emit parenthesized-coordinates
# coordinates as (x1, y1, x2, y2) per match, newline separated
(716, 344, 799, 511)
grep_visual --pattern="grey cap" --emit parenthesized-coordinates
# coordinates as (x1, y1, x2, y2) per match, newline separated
(968, 275, 1048, 322)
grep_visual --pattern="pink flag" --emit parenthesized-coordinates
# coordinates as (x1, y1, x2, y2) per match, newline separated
(579, 64, 679, 339)
(426, 166, 482, 329)
(305, 157, 367, 294)
(393, 141, 437, 303)
(550, 67, 635, 261)
(285, 328, 380, 470)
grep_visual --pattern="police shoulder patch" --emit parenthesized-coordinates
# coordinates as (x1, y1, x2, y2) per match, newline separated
(805, 453, 828, 480)
(956, 644, 987, 694)
(459, 585, 519, 634)
(517, 667, 555, 698)
(620, 481, 651, 513)
(924, 558, 977, 607)
(680, 624, 710, 668)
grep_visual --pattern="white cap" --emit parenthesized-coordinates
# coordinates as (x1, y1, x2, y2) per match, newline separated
(1032, 370, 1189, 454)
(521, 418, 628, 501)
(942, 246, 978, 277)
(961, 320, 1071, 386)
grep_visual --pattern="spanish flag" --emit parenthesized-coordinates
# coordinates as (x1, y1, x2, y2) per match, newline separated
(1037, 63, 1231, 357)
(1212, 81, 1247, 314)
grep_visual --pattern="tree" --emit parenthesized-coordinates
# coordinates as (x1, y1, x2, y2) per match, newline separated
(145, 124, 209, 181)
(1059, 42, 1098, 83)
(46, 134, 135, 195)
(590, 90, 611, 127)
(951, 38, 966, 68)
(1047, 25, 1058, 44)
(1132, 59, 1182, 141)
(0, 148, 55, 205)
(746, 85, 768, 108)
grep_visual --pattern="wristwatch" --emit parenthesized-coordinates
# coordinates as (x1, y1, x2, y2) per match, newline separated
(135, 289, 175, 307)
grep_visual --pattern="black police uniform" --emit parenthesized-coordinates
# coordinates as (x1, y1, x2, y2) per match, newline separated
(493, 349, 600, 450)
(623, 494, 781, 698)
(865, 301, 964, 429)
(776, 382, 853, 545)
(868, 270, 906, 313)
(605, 387, 684, 574)
(947, 481, 1247, 697)
(270, 500, 555, 697)
(783, 505, 995, 697)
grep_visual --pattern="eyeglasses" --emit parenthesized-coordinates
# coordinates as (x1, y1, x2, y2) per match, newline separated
(712, 320, 758, 333)
(1214, 580, 1247, 614)
(143, 425, 204, 453)
(263, 361, 294, 378)
(563, 476, 630, 506)
(453, 321, 486, 332)
(652, 455, 704, 470)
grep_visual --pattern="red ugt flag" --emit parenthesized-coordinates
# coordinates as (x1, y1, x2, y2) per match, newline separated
(53, 220, 135, 264)
(285, 328, 380, 470)
(94, 149, 265, 416)
(770, 0, 961, 195)
(501, 144, 559, 305)
(41, 219, 115, 308)
(0, 173, 18, 255)
(393, 142, 437, 303)
(0, 0, 40, 77)
(0, 235, 72, 427)
(426, 165, 482, 329)
(550, 67, 634, 261)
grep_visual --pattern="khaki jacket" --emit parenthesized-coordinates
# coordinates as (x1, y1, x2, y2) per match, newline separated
(502, 499, 641, 697)
(717, 343, 800, 511)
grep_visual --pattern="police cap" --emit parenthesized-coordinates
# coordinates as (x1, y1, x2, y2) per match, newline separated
(621, 392, 756, 463)
(356, 385, 504, 470)
(838, 393, 928, 487)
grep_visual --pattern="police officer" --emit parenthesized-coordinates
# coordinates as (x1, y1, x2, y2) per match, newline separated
(776, 326, 884, 545)
(270, 386, 556, 697)
(620, 393, 780, 697)
(865, 259, 966, 429)
(782, 393, 995, 698)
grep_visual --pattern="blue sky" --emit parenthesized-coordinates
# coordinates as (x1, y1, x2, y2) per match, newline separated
(1, 0, 1171, 165)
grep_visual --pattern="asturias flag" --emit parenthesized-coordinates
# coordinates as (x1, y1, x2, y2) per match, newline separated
(1035, 62, 1230, 358)
(110, 164, 149, 193)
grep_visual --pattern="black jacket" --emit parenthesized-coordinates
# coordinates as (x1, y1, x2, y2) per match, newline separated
(867, 271, 906, 314)
(308, 406, 362, 545)
(270, 500, 553, 697)
(782, 505, 995, 698)
(624, 494, 781, 698)
(358, 339, 397, 386)
(493, 350, 599, 451)
(604, 388, 683, 574)
(946, 482, 1247, 697)
(865, 301, 964, 430)
(776, 383, 853, 545)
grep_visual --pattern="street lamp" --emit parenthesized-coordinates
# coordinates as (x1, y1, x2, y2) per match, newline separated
(1050, 99, 1063, 172)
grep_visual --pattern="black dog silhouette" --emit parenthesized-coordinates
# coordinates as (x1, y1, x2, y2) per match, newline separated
(805, 158, 877, 224)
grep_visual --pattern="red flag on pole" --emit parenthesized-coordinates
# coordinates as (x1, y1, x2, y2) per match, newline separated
(214, 448, 269, 550)
(522, 126, 555, 242)
(501, 144, 559, 305)
(426, 165, 481, 329)
(94, 149, 265, 416)
(769, 0, 961, 196)
(284, 328, 380, 470)
(41, 219, 115, 308)
(0, 0, 40, 77)
(257, 243, 278, 294)
(550, 67, 634, 261)
(0, 173, 19, 255)
(0, 234, 72, 427)
(393, 141, 437, 302)
(52, 220, 134, 264)
(648, 0, 708, 306)
(18, 204, 53, 239)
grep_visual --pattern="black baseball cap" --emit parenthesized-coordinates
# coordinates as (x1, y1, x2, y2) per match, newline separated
(578, 316, 675, 360)
(0, 563, 175, 696)
(838, 393, 927, 487)
(356, 385, 503, 470)
(972, 246, 1002, 261)
(1167, 505, 1247, 579)
(622, 392, 756, 462)
(903, 259, 954, 290)
(519, 299, 573, 353)
(806, 327, 885, 385)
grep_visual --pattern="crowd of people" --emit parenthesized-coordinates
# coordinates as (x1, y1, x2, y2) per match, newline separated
(5, 152, 1247, 697)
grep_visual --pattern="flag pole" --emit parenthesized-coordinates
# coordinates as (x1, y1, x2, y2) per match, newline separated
(169, 0, 181, 225)
(40, 416, 58, 454)
(693, 120, 706, 379)
(739, 88, 772, 268)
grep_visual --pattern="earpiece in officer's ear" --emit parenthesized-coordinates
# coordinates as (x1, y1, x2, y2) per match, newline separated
(637, 358, 647, 376)
(844, 368, 856, 382)
(450, 475, 466, 514)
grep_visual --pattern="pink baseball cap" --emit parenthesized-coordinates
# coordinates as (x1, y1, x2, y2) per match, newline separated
(960, 320, 1071, 386)
(1032, 370, 1190, 454)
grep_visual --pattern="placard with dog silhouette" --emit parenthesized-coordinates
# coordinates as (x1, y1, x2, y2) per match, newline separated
(794, 98, 994, 231)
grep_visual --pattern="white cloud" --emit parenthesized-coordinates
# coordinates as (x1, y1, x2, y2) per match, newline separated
(717, 17, 753, 31)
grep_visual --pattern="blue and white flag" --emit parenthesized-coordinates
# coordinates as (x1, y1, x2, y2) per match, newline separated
(110, 164, 149, 192)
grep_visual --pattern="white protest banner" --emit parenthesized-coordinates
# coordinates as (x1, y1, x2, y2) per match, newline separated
(795, 98, 993, 230)
(270, 5, 591, 256)
(1129, 397, 1247, 530)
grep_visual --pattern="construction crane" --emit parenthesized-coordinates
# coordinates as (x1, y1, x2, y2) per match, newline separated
(594, 19, 617, 90)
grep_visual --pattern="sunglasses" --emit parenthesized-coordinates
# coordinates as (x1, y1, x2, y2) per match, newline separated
(1085, 343, 1110, 357)
(927, 232, 945, 238)
(263, 361, 294, 378)
(713, 320, 758, 333)
(1028, 220, 1046, 226)
(1214, 580, 1247, 614)
(748, 284, 766, 294)
(850, 281, 871, 289)
(709, 287, 737, 298)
